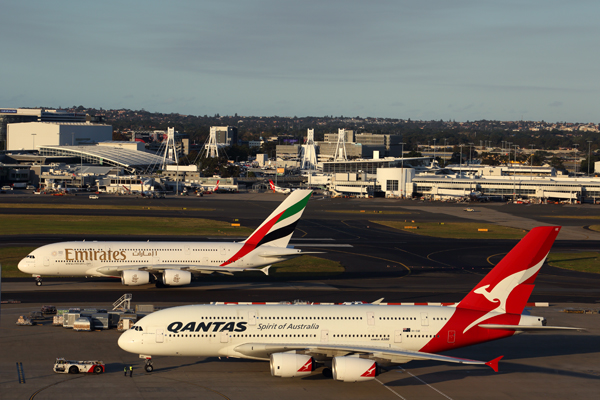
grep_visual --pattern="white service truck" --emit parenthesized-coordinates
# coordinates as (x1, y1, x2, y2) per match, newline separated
(53, 358, 105, 374)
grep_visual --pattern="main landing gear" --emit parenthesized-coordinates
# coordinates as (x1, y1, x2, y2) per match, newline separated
(35, 276, 42, 286)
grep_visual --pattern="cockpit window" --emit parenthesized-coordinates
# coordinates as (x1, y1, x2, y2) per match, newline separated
(131, 325, 143, 331)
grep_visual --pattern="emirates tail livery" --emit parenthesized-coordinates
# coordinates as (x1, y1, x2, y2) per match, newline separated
(119, 226, 581, 380)
(19, 190, 314, 287)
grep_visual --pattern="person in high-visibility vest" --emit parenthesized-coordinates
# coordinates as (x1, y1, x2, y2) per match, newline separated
(129, 365, 133, 377)
(124, 366, 127, 377)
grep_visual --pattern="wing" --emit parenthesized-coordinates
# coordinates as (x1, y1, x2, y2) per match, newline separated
(234, 343, 502, 372)
(478, 324, 584, 332)
(95, 264, 270, 277)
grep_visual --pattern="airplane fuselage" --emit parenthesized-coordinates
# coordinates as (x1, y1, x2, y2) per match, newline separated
(18, 241, 298, 278)
(118, 304, 544, 360)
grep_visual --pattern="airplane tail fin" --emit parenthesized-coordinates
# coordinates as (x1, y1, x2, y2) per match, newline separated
(215, 180, 220, 191)
(269, 180, 276, 192)
(458, 226, 560, 315)
(241, 189, 312, 248)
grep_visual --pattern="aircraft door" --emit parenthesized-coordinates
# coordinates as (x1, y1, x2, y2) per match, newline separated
(248, 311, 257, 326)
(43, 256, 50, 267)
(321, 330, 329, 343)
(420, 312, 429, 326)
(156, 328, 164, 343)
(220, 331, 230, 343)
(184, 246, 190, 256)
(394, 330, 403, 343)
(447, 330, 455, 344)
(367, 312, 375, 326)
(220, 246, 226, 256)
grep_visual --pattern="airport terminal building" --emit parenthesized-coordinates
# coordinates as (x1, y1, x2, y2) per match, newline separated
(1, 108, 109, 151)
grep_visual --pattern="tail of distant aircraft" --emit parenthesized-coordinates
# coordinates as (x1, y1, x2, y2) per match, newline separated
(269, 180, 276, 193)
(241, 189, 312, 249)
(214, 180, 220, 191)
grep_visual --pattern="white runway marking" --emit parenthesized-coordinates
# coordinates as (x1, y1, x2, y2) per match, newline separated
(375, 378, 407, 400)
(399, 367, 454, 400)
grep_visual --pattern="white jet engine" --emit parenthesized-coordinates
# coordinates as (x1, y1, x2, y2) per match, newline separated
(162, 270, 192, 286)
(270, 353, 316, 378)
(121, 270, 150, 286)
(332, 356, 380, 382)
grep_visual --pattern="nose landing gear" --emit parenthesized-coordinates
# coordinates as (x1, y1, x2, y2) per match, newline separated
(35, 276, 42, 286)
(142, 356, 153, 372)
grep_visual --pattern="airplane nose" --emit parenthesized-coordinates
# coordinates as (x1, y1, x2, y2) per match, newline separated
(18, 258, 31, 274)
(118, 330, 137, 353)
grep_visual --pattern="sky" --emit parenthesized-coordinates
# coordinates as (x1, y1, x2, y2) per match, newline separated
(1, 0, 598, 122)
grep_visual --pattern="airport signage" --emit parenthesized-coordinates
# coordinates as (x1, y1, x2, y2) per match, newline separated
(0, 109, 17, 113)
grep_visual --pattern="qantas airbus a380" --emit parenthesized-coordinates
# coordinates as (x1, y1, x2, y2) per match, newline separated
(18, 190, 313, 287)
(119, 226, 581, 381)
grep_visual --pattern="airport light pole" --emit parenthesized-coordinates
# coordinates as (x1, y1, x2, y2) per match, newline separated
(433, 139, 436, 167)
(444, 138, 447, 165)
(399, 142, 405, 198)
(31, 133, 36, 150)
(574, 144, 579, 175)
(459, 144, 464, 177)
(529, 144, 535, 180)
(588, 140, 592, 176)
(469, 142, 474, 166)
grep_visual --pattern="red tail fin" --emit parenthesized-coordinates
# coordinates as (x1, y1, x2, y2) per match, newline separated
(458, 226, 560, 315)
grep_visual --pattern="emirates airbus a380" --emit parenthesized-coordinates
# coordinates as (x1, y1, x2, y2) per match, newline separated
(119, 226, 581, 380)
(18, 190, 314, 287)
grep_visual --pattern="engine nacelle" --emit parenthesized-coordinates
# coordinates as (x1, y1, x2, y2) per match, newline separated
(162, 270, 192, 286)
(332, 357, 380, 382)
(270, 353, 316, 378)
(121, 270, 150, 286)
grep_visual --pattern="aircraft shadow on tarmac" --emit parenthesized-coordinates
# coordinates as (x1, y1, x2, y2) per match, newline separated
(383, 333, 600, 387)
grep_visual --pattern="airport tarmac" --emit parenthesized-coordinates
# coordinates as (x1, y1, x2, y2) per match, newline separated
(0, 302, 598, 400)
(2, 192, 600, 398)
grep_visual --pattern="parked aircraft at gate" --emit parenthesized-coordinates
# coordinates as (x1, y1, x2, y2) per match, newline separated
(269, 180, 291, 194)
(18, 190, 314, 287)
(118, 226, 581, 381)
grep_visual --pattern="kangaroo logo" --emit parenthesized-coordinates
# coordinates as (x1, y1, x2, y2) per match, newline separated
(462, 258, 544, 334)
(361, 363, 377, 377)
(298, 359, 313, 372)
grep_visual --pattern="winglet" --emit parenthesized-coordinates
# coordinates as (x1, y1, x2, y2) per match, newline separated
(485, 356, 503, 372)
(371, 298, 385, 305)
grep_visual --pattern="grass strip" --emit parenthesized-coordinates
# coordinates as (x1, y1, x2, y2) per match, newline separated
(269, 256, 344, 278)
(546, 252, 600, 274)
(326, 210, 412, 214)
(373, 221, 527, 239)
(0, 203, 214, 212)
(0, 215, 253, 236)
